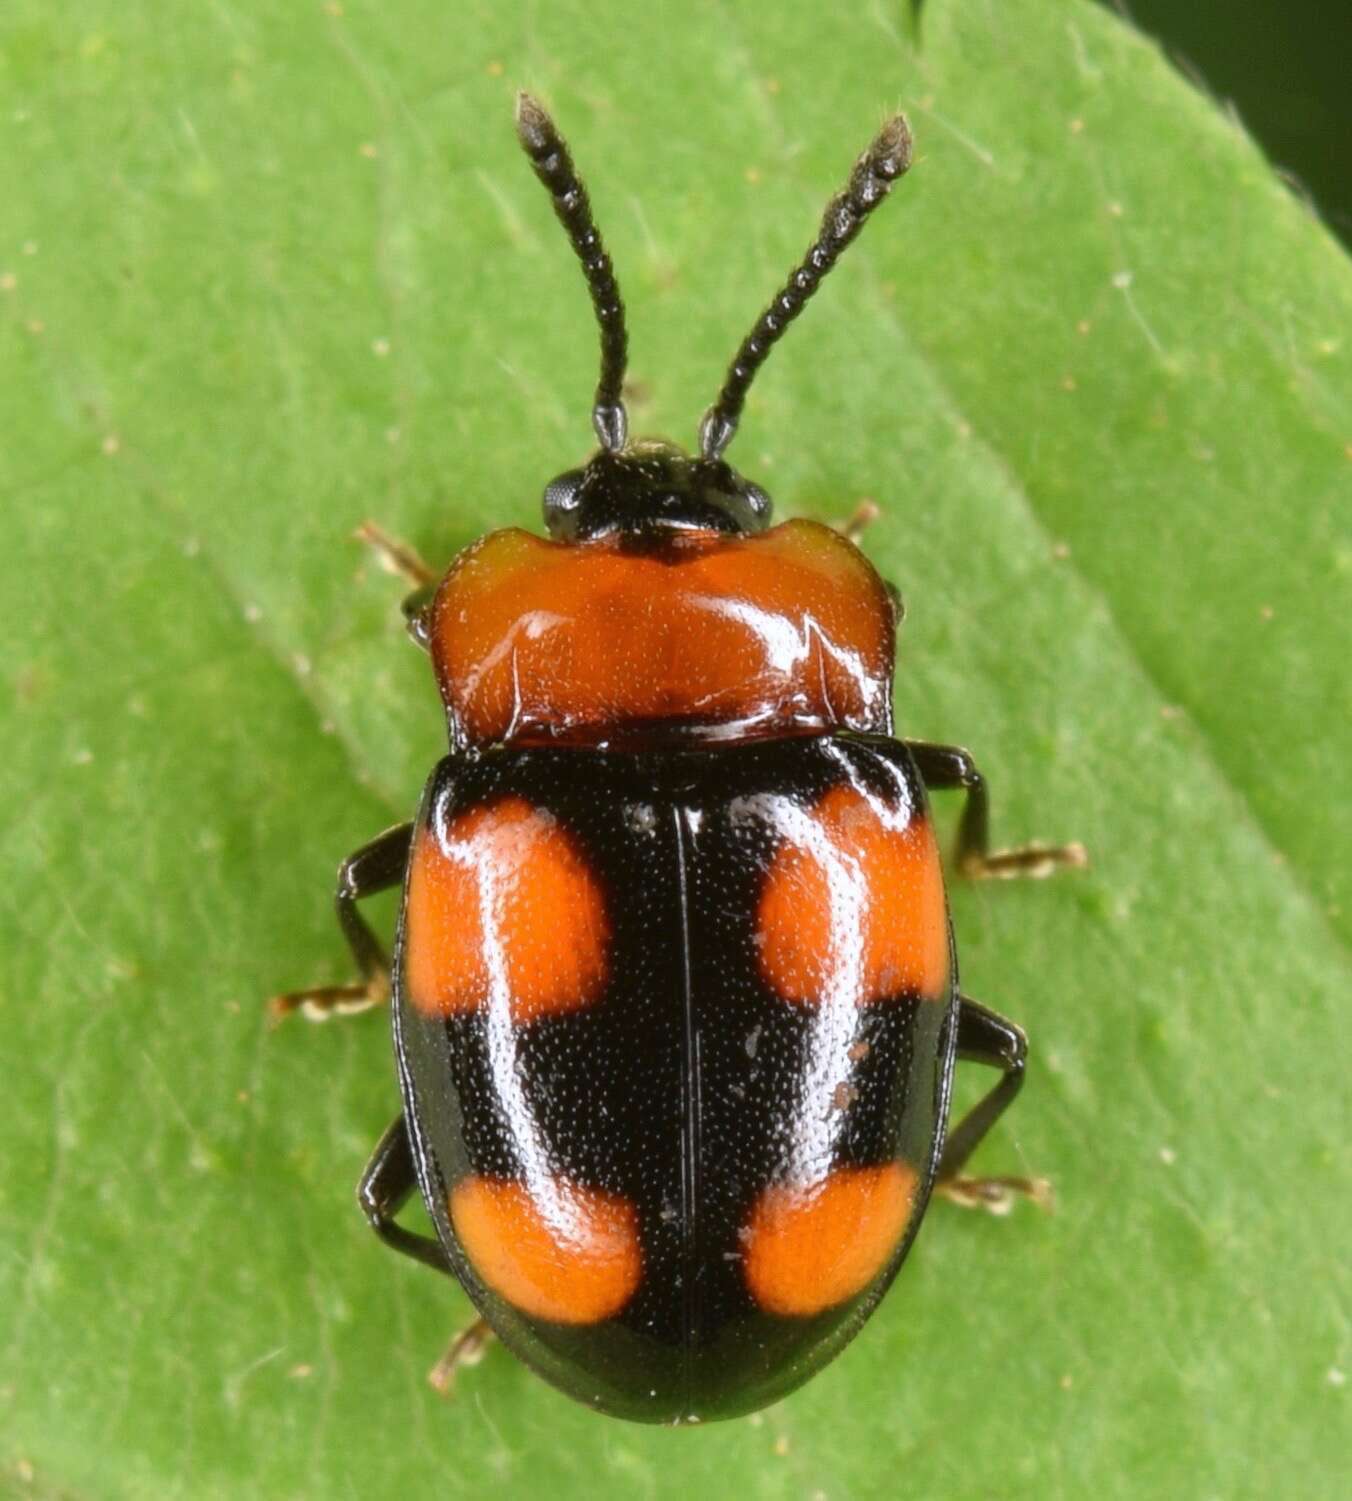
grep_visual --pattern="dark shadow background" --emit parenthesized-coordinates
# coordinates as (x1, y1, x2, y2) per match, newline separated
(1115, 0, 1352, 247)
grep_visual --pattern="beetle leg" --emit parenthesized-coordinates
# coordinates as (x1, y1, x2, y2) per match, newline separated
(269, 822, 414, 1023)
(357, 1114, 458, 1276)
(358, 1119, 498, 1393)
(935, 995, 1052, 1216)
(832, 497, 881, 542)
(904, 739, 1087, 880)
(428, 1317, 496, 1396)
(355, 520, 439, 650)
(355, 518, 437, 586)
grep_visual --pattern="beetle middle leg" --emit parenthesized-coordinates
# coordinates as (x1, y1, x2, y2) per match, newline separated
(269, 821, 413, 1022)
(905, 739, 1087, 880)
(935, 995, 1051, 1215)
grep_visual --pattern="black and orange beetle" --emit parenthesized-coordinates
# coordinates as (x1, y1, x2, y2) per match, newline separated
(274, 95, 1085, 1424)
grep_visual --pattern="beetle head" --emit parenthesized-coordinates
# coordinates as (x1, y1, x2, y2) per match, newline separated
(541, 440, 772, 541)
(515, 95, 911, 531)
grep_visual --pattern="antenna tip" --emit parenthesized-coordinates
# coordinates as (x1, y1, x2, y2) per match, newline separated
(515, 91, 553, 155)
(871, 114, 914, 180)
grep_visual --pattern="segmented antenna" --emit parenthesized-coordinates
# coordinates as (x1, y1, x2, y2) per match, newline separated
(698, 115, 913, 461)
(515, 92, 630, 452)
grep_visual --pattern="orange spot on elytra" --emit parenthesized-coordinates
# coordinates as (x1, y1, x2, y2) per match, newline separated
(404, 796, 608, 1021)
(757, 784, 949, 1005)
(451, 1175, 642, 1324)
(743, 1162, 917, 1317)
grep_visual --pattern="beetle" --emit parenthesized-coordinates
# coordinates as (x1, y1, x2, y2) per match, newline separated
(273, 94, 1085, 1425)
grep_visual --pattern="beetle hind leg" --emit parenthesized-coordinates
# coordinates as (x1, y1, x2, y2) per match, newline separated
(905, 739, 1087, 880)
(269, 821, 413, 1023)
(935, 995, 1052, 1217)
(359, 1117, 496, 1395)
(428, 1317, 496, 1396)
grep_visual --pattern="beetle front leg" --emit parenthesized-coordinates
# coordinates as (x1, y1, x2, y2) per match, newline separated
(354, 520, 440, 649)
(269, 821, 414, 1022)
(830, 497, 882, 542)
(935, 995, 1051, 1216)
(905, 739, 1087, 880)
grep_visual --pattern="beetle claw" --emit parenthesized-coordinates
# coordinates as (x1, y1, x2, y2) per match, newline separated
(428, 1317, 495, 1398)
(834, 498, 882, 543)
(355, 519, 437, 587)
(267, 976, 389, 1027)
(935, 1174, 1054, 1216)
(960, 841, 1088, 881)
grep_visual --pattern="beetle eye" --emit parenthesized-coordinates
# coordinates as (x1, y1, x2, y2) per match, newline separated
(743, 483, 772, 526)
(543, 470, 586, 538)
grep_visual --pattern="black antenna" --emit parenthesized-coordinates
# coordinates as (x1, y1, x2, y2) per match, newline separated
(515, 92, 629, 453)
(698, 115, 913, 462)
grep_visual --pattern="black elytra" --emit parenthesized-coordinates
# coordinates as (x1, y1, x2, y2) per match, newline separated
(272, 92, 1085, 1426)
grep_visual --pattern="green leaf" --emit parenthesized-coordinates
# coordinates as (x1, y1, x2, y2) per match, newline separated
(3, 1, 1347, 1497)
